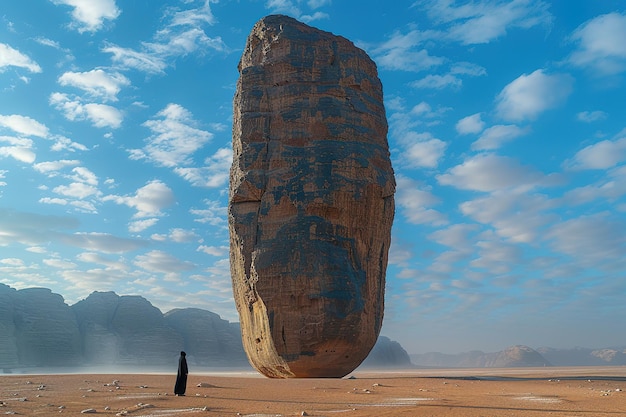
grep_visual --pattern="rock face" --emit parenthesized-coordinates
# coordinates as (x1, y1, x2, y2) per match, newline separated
(361, 336, 413, 368)
(73, 292, 183, 365)
(164, 308, 247, 366)
(229, 15, 395, 378)
(13, 288, 82, 366)
(410, 345, 552, 368)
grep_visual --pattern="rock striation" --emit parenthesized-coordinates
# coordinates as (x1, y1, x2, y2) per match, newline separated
(164, 308, 246, 366)
(229, 15, 395, 378)
(13, 287, 82, 366)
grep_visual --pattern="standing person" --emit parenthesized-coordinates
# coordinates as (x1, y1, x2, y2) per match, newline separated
(174, 351, 188, 396)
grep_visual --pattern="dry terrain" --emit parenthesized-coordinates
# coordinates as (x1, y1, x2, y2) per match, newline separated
(1, 367, 625, 416)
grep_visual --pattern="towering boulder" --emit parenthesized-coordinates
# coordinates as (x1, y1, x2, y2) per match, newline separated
(230, 15, 395, 378)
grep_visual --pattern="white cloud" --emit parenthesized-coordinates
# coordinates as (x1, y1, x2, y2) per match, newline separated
(134, 250, 195, 277)
(49, 92, 123, 128)
(411, 74, 462, 89)
(43, 258, 77, 269)
(174, 146, 232, 187)
(149, 28, 227, 56)
(129, 218, 159, 233)
(58, 69, 130, 101)
(577, 110, 608, 123)
(437, 153, 544, 192)
(300, 12, 329, 23)
(104, 180, 175, 218)
(469, 238, 524, 274)
(266, 0, 301, 16)
(70, 166, 98, 185)
(569, 12, 626, 75)
(53, 182, 100, 199)
(51, 0, 120, 33)
(190, 199, 227, 226)
(460, 192, 554, 243)
(495, 69, 573, 122)
(547, 213, 626, 269)
(34, 159, 81, 175)
(456, 113, 484, 135)
(102, 44, 167, 74)
(61, 232, 146, 253)
(0, 43, 42, 73)
(0, 114, 49, 137)
(450, 61, 487, 76)
(401, 132, 447, 168)
(169, 0, 216, 27)
(472, 124, 529, 151)
(566, 136, 626, 170)
(371, 30, 444, 72)
(418, 0, 552, 45)
(50, 135, 88, 152)
(197, 245, 228, 256)
(0, 137, 36, 163)
(395, 175, 447, 226)
(102, 2, 227, 75)
(136, 103, 212, 168)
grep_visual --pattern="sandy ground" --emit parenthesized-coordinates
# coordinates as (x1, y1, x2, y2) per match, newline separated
(1, 367, 625, 416)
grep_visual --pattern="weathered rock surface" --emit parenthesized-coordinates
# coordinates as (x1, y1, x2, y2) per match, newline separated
(361, 336, 413, 368)
(13, 287, 82, 366)
(164, 308, 247, 366)
(411, 345, 553, 368)
(73, 292, 182, 365)
(229, 15, 395, 378)
(0, 284, 19, 369)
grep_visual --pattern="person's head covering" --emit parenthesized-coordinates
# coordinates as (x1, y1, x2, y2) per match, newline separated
(180, 351, 186, 356)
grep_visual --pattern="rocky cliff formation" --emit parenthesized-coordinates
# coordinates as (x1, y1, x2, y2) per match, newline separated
(229, 15, 395, 378)
(13, 287, 82, 367)
(0, 284, 19, 369)
(0, 285, 409, 372)
(73, 292, 183, 365)
(410, 345, 552, 368)
(537, 347, 626, 366)
(164, 308, 246, 366)
(0, 286, 247, 370)
(361, 336, 413, 368)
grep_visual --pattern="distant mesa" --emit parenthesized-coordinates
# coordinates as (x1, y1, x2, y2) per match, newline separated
(0, 284, 409, 372)
(229, 15, 395, 378)
(0, 284, 247, 371)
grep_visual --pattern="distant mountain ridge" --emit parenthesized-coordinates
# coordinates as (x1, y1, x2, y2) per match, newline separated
(411, 344, 626, 368)
(0, 284, 410, 372)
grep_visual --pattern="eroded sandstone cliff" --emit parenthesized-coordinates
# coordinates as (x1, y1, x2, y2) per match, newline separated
(230, 15, 395, 378)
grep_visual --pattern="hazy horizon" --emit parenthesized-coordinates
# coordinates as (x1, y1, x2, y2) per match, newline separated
(1, 1, 625, 355)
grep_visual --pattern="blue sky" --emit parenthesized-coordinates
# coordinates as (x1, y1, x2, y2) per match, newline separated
(1, 0, 625, 355)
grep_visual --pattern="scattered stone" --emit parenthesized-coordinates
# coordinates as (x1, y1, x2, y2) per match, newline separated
(81, 408, 97, 413)
(197, 382, 216, 388)
(301, 412, 309, 416)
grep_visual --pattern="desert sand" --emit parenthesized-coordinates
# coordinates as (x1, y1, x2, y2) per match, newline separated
(1, 367, 625, 416)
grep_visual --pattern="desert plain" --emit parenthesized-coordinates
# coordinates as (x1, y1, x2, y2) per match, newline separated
(1, 367, 625, 416)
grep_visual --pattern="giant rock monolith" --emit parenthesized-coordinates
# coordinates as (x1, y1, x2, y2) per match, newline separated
(229, 15, 395, 378)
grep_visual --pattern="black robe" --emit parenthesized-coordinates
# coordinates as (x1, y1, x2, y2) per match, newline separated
(174, 352, 188, 395)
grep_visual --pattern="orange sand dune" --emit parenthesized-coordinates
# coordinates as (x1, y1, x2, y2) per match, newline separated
(1, 367, 625, 416)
